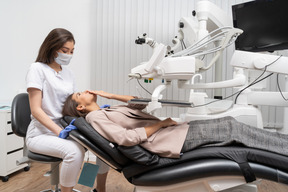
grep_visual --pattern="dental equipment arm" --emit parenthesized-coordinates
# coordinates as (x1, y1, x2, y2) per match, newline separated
(231, 50, 288, 75)
(178, 68, 246, 89)
(181, 50, 288, 128)
(129, 0, 238, 79)
(172, 0, 232, 51)
(230, 50, 288, 107)
(129, 1, 242, 113)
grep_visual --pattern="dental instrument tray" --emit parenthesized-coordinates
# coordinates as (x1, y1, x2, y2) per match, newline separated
(129, 98, 193, 107)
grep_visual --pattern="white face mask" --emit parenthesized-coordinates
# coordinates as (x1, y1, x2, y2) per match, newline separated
(55, 52, 73, 65)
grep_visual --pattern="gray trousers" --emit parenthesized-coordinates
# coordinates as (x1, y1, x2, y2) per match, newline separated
(181, 116, 288, 156)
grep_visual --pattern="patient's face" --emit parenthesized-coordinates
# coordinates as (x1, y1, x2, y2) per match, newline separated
(72, 91, 96, 107)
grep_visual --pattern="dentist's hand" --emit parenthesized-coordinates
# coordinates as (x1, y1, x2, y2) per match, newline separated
(59, 119, 77, 139)
(100, 104, 110, 109)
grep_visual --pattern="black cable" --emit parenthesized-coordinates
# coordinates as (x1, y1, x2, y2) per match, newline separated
(192, 89, 241, 108)
(234, 55, 282, 104)
(234, 72, 273, 104)
(234, 66, 269, 104)
(137, 79, 152, 95)
(192, 54, 281, 108)
(192, 72, 273, 108)
(181, 40, 187, 49)
(277, 74, 288, 101)
(180, 40, 184, 50)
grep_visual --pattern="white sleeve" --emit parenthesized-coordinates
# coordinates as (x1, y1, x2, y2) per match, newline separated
(26, 63, 44, 91)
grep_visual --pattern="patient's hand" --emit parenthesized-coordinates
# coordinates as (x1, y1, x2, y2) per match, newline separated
(160, 118, 177, 128)
(87, 90, 134, 103)
(87, 90, 113, 99)
(145, 118, 177, 137)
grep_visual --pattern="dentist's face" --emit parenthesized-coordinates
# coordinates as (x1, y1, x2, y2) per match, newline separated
(58, 41, 74, 55)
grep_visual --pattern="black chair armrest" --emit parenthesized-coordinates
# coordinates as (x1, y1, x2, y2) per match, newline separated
(69, 129, 124, 171)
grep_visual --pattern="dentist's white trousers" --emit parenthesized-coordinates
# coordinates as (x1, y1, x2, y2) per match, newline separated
(26, 134, 85, 187)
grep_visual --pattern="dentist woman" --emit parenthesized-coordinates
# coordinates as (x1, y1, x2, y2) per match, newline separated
(26, 28, 108, 192)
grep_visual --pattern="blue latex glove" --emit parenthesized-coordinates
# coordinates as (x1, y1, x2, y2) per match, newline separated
(100, 104, 110, 109)
(59, 119, 77, 139)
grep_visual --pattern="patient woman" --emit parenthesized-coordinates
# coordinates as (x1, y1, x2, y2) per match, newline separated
(62, 90, 288, 158)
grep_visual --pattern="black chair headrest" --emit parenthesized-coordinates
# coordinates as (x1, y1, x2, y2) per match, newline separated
(11, 93, 31, 137)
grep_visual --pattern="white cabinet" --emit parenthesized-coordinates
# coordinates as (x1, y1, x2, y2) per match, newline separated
(0, 109, 28, 182)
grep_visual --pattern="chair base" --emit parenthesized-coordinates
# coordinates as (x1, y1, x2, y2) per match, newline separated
(39, 184, 60, 192)
(41, 162, 81, 192)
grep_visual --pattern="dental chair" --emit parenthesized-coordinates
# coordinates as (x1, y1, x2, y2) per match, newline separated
(11, 93, 76, 192)
(61, 116, 288, 192)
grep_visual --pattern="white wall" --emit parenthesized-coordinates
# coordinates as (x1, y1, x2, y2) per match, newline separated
(0, 0, 93, 104)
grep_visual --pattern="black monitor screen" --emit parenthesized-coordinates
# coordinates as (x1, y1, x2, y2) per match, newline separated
(232, 0, 288, 52)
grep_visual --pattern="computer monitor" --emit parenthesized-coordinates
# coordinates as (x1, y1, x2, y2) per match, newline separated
(232, 0, 288, 52)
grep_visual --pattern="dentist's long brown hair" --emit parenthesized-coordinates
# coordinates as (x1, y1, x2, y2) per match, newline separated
(36, 28, 75, 64)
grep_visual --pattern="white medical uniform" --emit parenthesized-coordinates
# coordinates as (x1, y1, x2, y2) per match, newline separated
(25, 62, 85, 187)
